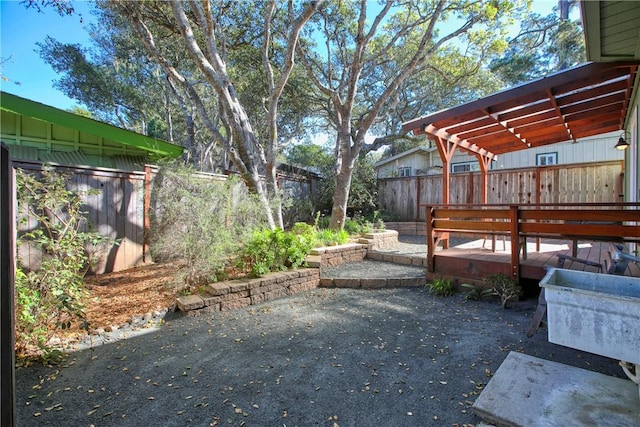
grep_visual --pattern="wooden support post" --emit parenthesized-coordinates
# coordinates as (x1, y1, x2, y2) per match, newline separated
(426, 206, 435, 273)
(509, 205, 520, 281)
(143, 165, 152, 263)
(434, 136, 456, 205)
(475, 154, 490, 204)
(1, 143, 16, 427)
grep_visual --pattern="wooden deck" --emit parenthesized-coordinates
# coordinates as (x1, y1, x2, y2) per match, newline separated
(432, 237, 640, 284)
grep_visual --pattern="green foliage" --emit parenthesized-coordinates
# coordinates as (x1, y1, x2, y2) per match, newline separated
(241, 225, 315, 278)
(343, 211, 385, 236)
(482, 274, 522, 308)
(314, 213, 331, 230)
(490, 1, 585, 86)
(14, 168, 107, 360)
(314, 228, 349, 246)
(461, 283, 498, 301)
(150, 162, 268, 287)
(428, 277, 455, 297)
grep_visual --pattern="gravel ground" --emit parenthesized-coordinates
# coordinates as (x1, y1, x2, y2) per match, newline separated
(15, 286, 624, 427)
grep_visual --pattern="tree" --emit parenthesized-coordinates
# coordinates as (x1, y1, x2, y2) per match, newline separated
(36, 2, 225, 168)
(95, 0, 324, 229)
(368, 50, 505, 158)
(20, 0, 75, 16)
(298, 0, 517, 229)
(489, 0, 584, 86)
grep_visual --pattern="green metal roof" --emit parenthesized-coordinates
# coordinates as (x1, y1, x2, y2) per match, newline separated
(0, 91, 184, 158)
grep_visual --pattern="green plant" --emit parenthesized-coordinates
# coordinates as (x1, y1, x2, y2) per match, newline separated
(314, 228, 349, 246)
(482, 273, 522, 308)
(461, 283, 498, 301)
(343, 218, 365, 235)
(313, 212, 331, 230)
(428, 277, 455, 297)
(15, 168, 108, 361)
(150, 162, 268, 286)
(241, 226, 315, 277)
(371, 210, 386, 231)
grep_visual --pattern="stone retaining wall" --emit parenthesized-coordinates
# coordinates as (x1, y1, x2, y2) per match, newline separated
(367, 251, 427, 267)
(384, 222, 426, 236)
(176, 268, 319, 315)
(305, 230, 399, 268)
(305, 243, 368, 268)
(176, 230, 406, 315)
(359, 229, 398, 250)
(319, 276, 424, 289)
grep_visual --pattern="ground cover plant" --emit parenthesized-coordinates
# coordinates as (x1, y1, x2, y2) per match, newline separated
(427, 277, 455, 297)
(14, 168, 109, 361)
(461, 283, 498, 301)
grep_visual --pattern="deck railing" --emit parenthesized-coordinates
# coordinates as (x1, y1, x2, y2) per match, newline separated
(422, 203, 640, 280)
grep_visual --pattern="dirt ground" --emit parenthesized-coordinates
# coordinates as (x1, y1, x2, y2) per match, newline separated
(16, 286, 625, 427)
(80, 263, 180, 334)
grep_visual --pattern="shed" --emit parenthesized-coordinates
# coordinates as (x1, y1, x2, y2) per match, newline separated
(1, 91, 184, 273)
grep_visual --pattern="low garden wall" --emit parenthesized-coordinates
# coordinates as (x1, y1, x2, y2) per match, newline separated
(305, 230, 399, 268)
(384, 222, 425, 236)
(177, 268, 320, 315)
(177, 230, 404, 315)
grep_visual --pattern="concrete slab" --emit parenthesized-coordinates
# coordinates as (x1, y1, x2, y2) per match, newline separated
(473, 351, 640, 427)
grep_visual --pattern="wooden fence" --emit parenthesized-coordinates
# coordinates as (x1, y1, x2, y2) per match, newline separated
(15, 161, 148, 274)
(14, 162, 319, 274)
(377, 161, 624, 221)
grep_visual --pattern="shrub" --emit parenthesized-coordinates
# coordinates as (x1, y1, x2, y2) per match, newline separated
(150, 162, 268, 286)
(428, 277, 455, 296)
(15, 168, 108, 361)
(241, 226, 315, 277)
(483, 273, 522, 308)
(461, 283, 498, 301)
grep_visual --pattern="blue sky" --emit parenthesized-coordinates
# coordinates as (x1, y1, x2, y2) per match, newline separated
(1, 1, 567, 112)
(1, 0, 94, 110)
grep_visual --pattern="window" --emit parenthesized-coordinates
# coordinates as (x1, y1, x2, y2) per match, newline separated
(398, 166, 411, 177)
(536, 152, 557, 166)
(451, 161, 480, 173)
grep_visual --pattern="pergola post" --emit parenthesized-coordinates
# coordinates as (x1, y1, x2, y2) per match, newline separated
(475, 154, 491, 204)
(434, 136, 456, 205)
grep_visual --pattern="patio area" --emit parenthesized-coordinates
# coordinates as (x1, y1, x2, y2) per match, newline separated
(14, 285, 629, 426)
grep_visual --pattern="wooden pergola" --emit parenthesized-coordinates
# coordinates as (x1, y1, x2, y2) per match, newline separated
(401, 61, 639, 205)
(400, 61, 640, 282)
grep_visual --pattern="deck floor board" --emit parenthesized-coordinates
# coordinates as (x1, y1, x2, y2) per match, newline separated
(434, 239, 639, 281)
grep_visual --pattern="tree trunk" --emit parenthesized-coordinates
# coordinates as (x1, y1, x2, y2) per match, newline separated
(329, 127, 358, 230)
(329, 161, 354, 229)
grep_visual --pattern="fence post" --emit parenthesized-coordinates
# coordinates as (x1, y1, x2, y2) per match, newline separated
(1, 143, 16, 427)
(509, 205, 520, 281)
(144, 165, 152, 263)
(416, 176, 421, 221)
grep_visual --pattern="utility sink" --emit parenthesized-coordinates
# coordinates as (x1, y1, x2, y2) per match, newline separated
(540, 268, 640, 398)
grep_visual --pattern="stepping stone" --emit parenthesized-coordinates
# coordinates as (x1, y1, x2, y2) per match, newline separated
(473, 351, 640, 427)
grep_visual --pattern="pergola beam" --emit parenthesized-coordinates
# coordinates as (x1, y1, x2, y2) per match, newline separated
(424, 124, 497, 161)
(546, 88, 576, 143)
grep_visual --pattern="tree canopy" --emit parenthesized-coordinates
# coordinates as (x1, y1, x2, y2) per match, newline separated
(30, 0, 560, 230)
(490, 0, 585, 85)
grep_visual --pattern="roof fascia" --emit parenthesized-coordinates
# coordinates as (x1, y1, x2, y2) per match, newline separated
(401, 62, 617, 134)
(0, 91, 184, 158)
(373, 146, 432, 168)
